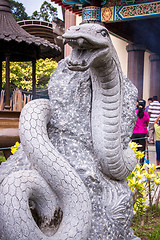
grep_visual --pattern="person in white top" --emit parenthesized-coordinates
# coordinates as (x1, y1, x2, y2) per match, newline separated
(148, 96, 160, 144)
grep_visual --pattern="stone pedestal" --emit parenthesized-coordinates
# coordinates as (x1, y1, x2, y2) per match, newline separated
(149, 53, 160, 99)
(126, 44, 146, 99)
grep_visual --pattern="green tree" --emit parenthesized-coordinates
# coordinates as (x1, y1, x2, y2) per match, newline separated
(31, 10, 40, 20)
(2, 59, 58, 91)
(31, 1, 57, 22)
(9, 0, 29, 21)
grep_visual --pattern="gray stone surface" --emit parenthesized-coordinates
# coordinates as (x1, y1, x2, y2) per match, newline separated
(0, 23, 140, 240)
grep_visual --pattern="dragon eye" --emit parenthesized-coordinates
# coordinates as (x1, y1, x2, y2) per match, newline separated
(101, 30, 108, 37)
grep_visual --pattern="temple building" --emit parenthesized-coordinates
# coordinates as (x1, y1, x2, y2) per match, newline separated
(52, 0, 160, 101)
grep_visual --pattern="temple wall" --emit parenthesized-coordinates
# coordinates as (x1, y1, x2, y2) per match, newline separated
(110, 34, 128, 76)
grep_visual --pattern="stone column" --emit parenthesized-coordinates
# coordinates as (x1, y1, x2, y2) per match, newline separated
(126, 44, 146, 99)
(149, 53, 160, 100)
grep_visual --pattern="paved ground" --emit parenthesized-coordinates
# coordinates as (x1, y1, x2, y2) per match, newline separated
(145, 143, 160, 208)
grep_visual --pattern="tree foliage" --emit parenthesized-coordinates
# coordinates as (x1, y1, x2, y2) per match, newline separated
(9, 0, 29, 21)
(2, 59, 58, 91)
(31, 1, 57, 22)
(9, 0, 57, 22)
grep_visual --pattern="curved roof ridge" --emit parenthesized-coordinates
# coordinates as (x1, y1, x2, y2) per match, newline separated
(0, 12, 30, 37)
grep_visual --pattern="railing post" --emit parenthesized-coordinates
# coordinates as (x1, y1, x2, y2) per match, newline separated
(0, 60, 2, 92)
(4, 55, 11, 110)
(32, 59, 36, 99)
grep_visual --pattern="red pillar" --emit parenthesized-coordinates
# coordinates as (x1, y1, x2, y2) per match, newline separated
(149, 53, 160, 100)
(126, 44, 146, 99)
(64, 10, 76, 57)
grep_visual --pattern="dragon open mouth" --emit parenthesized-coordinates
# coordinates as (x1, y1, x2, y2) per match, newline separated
(63, 37, 108, 71)
(67, 48, 96, 69)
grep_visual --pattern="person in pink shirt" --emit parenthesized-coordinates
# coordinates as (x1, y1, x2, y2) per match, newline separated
(131, 100, 150, 164)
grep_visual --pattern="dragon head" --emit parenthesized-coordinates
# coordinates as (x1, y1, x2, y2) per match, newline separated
(63, 23, 112, 71)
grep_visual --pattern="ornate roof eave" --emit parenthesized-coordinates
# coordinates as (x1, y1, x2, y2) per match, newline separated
(51, 0, 105, 22)
(0, 0, 61, 61)
(52, 0, 156, 19)
(51, 0, 83, 15)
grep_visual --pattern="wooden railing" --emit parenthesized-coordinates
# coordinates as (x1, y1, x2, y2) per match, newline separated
(0, 90, 5, 110)
(0, 88, 32, 111)
(0, 89, 32, 159)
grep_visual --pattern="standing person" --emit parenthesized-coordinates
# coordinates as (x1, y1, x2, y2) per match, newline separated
(154, 114, 160, 166)
(148, 96, 160, 144)
(136, 99, 139, 109)
(131, 100, 150, 164)
(145, 97, 153, 113)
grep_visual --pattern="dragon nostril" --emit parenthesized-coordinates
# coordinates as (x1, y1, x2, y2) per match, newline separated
(82, 60, 87, 66)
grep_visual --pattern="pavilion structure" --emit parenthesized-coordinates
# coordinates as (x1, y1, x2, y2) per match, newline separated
(0, 0, 61, 108)
(52, 0, 160, 99)
(18, 18, 65, 61)
(0, 0, 61, 159)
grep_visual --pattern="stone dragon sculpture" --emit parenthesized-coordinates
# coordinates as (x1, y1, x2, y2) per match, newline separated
(0, 23, 139, 240)
(63, 23, 137, 180)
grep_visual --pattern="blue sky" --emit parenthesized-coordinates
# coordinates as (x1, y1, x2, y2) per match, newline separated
(17, 0, 63, 20)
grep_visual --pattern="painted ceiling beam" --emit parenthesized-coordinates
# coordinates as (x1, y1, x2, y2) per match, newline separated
(102, 1, 160, 22)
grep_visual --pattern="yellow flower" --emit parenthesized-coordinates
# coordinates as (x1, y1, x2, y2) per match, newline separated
(11, 142, 20, 154)
(154, 178, 160, 185)
(129, 141, 145, 159)
(135, 172, 143, 179)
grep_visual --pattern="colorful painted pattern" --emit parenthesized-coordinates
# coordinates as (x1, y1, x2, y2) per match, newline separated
(102, 1, 160, 22)
(59, 0, 156, 8)
(82, 6, 101, 22)
(104, 0, 151, 7)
